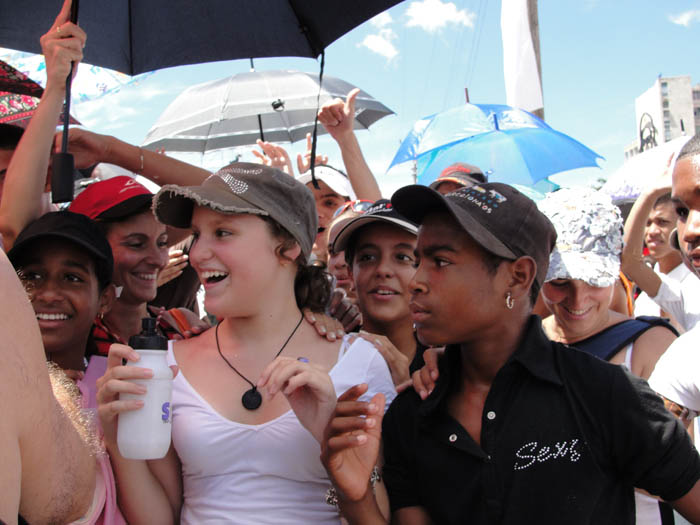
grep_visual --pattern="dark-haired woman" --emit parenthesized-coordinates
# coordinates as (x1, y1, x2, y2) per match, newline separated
(96, 164, 395, 524)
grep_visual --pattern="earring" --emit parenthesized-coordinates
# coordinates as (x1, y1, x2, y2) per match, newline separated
(505, 292, 514, 310)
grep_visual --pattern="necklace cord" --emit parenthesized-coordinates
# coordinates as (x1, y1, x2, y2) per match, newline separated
(215, 312, 304, 390)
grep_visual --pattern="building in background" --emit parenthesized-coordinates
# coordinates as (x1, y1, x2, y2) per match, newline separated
(624, 76, 700, 160)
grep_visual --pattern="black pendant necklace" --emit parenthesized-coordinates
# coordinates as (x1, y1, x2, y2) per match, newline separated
(215, 312, 304, 410)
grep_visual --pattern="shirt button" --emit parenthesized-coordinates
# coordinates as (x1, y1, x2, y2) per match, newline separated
(487, 411, 496, 420)
(448, 434, 457, 442)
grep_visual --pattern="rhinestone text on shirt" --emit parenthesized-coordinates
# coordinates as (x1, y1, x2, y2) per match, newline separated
(513, 439, 582, 471)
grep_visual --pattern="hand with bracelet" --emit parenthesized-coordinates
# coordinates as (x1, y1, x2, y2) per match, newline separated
(321, 384, 386, 504)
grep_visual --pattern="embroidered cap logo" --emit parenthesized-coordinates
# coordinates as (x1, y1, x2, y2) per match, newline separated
(448, 185, 508, 215)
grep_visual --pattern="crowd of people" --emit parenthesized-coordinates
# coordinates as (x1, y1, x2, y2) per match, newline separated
(3, 2, 700, 524)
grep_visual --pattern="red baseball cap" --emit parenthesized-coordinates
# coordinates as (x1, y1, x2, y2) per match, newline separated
(69, 176, 153, 220)
(429, 163, 486, 191)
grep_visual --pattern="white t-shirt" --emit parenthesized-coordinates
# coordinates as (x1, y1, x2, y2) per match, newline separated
(634, 263, 688, 325)
(648, 325, 700, 412)
(642, 263, 700, 332)
(167, 335, 396, 524)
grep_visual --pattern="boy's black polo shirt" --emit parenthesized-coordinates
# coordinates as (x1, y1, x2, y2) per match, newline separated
(382, 316, 700, 524)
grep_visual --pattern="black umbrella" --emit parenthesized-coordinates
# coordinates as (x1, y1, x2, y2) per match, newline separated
(0, 1, 404, 76)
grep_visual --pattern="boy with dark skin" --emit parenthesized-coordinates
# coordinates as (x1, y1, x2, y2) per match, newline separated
(321, 183, 700, 524)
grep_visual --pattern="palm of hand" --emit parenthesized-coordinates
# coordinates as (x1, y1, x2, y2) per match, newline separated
(326, 431, 380, 501)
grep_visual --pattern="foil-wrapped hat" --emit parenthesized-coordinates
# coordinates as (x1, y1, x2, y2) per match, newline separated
(538, 188, 622, 288)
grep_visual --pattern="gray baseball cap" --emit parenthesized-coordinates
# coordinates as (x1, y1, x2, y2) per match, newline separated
(153, 162, 317, 260)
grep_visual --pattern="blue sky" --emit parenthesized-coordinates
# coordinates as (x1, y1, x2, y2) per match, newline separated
(67, 0, 700, 196)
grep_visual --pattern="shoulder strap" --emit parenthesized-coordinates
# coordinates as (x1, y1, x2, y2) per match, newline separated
(572, 316, 678, 362)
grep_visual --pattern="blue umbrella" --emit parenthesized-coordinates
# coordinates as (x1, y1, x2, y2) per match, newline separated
(389, 104, 603, 186)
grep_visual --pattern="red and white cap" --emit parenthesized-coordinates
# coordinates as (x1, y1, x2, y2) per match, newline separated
(69, 176, 153, 220)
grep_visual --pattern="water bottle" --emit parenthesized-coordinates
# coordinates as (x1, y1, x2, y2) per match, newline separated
(117, 317, 173, 459)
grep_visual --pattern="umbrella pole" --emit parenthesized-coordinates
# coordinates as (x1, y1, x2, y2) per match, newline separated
(52, 0, 79, 203)
(249, 58, 265, 142)
(257, 114, 265, 142)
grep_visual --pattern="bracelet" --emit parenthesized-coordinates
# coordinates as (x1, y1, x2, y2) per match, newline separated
(136, 147, 144, 174)
(662, 396, 699, 421)
(325, 466, 381, 507)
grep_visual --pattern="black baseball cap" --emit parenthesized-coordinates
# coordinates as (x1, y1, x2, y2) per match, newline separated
(331, 199, 418, 255)
(392, 183, 557, 289)
(8, 211, 114, 289)
(153, 162, 317, 261)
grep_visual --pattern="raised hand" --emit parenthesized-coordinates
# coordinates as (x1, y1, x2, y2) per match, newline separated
(257, 356, 337, 442)
(321, 384, 385, 502)
(296, 132, 330, 174)
(317, 88, 360, 143)
(252, 139, 294, 175)
(40, 0, 86, 93)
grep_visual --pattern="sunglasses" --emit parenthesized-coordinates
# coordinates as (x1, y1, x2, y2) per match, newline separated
(332, 199, 375, 219)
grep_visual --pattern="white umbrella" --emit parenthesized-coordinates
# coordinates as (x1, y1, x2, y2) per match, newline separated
(601, 136, 691, 202)
(141, 70, 393, 153)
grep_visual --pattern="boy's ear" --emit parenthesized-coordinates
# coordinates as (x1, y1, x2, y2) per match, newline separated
(508, 256, 536, 301)
(98, 284, 117, 317)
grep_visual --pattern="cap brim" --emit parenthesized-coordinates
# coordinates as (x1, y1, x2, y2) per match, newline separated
(153, 184, 268, 228)
(392, 185, 516, 260)
(8, 231, 110, 267)
(332, 215, 418, 254)
(297, 171, 356, 200)
(97, 194, 153, 221)
(545, 249, 620, 288)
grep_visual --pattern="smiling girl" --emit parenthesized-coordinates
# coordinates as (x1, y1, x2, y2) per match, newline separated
(96, 163, 395, 524)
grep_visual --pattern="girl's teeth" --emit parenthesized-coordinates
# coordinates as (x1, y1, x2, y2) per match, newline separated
(376, 290, 394, 295)
(202, 270, 228, 279)
(137, 273, 157, 280)
(36, 313, 69, 321)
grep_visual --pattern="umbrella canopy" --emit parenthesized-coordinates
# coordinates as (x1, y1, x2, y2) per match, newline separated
(0, 1, 404, 76)
(389, 103, 603, 186)
(142, 70, 393, 153)
(601, 136, 692, 203)
(0, 58, 78, 128)
(1, 47, 153, 105)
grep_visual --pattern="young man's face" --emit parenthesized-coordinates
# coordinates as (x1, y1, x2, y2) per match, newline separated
(306, 180, 347, 260)
(350, 222, 416, 329)
(644, 201, 677, 261)
(409, 212, 508, 347)
(672, 156, 700, 277)
(17, 239, 104, 356)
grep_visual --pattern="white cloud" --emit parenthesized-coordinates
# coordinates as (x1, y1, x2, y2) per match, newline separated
(74, 81, 172, 131)
(359, 28, 399, 61)
(405, 0, 476, 33)
(371, 11, 393, 28)
(668, 9, 700, 27)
